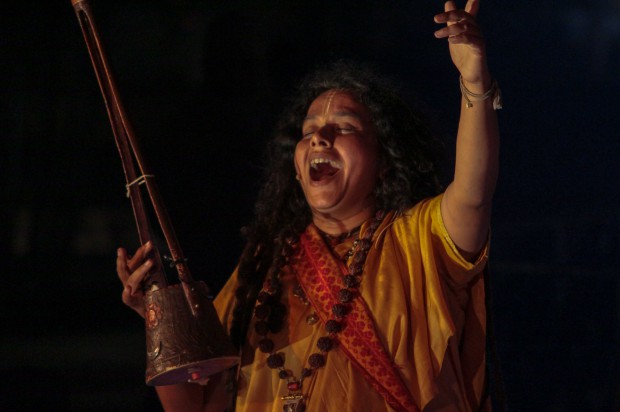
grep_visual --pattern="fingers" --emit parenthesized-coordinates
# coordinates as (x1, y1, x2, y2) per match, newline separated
(116, 242, 157, 318)
(440, 0, 480, 17)
(125, 258, 153, 296)
(116, 241, 154, 299)
(434, 8, 478, 26)
(465, 0, 480, 17)
(117, 244, 153, 318)
(127, 240, 154, 272)
(121, 286, 146, 318)
(116, 247, 131, 284)
(434, 1, 483, 44)
(445, 1, 456, 15)
(434, 20, 481, 40)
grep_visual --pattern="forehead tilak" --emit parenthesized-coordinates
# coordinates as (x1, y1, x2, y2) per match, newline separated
(321, 89, 340, 118)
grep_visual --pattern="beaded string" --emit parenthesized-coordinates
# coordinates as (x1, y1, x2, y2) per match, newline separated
(251, 210, 385, 411)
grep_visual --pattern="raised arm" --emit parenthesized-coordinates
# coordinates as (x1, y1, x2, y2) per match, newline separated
(434, 0, 500, 258)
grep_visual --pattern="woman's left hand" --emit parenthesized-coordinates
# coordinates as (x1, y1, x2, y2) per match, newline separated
(434, 0, 489, 87)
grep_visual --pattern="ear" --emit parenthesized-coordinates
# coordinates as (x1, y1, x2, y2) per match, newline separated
(294, 162, 301, 178)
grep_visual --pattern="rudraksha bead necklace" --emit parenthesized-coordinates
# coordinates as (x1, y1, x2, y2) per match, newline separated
(252, 210, 385, 412)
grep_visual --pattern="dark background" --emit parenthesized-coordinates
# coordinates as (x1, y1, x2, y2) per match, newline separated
(2, 0, 619, 411)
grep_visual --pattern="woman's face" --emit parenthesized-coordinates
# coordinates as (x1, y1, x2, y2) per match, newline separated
(294, 89, 379, 225)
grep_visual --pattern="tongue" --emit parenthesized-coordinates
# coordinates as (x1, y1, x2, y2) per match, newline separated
(311, 163, 339, 181)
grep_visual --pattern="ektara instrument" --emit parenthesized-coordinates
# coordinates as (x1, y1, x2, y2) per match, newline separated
(70, 0, 239, 386)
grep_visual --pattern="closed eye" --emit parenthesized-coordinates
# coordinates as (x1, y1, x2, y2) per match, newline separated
(301, 124, 358, 140)
(337, 127, 355, 134)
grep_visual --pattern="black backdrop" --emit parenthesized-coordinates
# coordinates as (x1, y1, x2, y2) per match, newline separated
(2, 1, 619, 410)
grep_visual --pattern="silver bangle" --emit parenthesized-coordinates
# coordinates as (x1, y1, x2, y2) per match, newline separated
(459, 76, 503, 110)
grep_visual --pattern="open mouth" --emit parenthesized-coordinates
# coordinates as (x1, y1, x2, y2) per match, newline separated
(309, 158, 341, 182)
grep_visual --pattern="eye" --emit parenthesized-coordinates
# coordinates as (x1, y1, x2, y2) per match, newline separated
(301, 130, 314, 139)
(336, 126, 355, 134)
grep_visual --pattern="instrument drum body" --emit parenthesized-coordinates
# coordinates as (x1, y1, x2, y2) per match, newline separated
(144, 281, 239, 386)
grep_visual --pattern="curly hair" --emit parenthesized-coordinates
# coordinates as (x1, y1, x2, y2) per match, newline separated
(228, 61, 445, 348)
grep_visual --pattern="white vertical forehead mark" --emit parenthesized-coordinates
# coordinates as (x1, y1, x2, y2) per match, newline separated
(321, 89, 339, 118)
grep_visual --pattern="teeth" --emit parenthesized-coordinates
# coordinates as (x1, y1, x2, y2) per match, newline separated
(310, 158, 341, 170)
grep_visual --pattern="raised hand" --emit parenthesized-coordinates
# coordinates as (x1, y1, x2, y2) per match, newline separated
(434, 0, 490, 90)
(116, 240, 157, 318)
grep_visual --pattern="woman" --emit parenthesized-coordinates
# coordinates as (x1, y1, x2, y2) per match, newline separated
(117, 1, 501, 411)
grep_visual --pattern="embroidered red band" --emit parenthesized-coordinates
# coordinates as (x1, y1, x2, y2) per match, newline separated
(297, 225, 418, 412)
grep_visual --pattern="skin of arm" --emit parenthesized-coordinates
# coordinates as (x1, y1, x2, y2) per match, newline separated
(154, 371, 230, 412)
(434, 0, 500, 258)
(155, 383, 205, 412)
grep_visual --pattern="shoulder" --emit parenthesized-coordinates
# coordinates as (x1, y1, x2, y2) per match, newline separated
(213, 268, 240, 329)
(389, 194, 443, 234)
(386, 194, 489, 284)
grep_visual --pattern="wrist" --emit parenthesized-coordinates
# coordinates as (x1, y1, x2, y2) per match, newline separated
(459, 75, 503, 110)
(460, 71, 492, 94)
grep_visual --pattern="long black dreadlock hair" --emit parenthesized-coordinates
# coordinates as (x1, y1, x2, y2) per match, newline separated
(229, 61, 445, 349)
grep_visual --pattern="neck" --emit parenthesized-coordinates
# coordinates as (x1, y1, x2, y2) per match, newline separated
(311, 206, 376, 236)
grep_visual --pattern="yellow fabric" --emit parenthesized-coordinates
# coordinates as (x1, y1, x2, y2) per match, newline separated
(213, 194, 490, 412)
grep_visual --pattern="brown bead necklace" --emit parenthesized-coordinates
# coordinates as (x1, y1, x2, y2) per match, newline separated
(252, 210, 385, 412)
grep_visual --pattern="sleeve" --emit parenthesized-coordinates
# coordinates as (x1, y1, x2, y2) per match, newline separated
(388, 194, 490, 408)
(212, 267, 240, 332)
(428, 194, 489, 287)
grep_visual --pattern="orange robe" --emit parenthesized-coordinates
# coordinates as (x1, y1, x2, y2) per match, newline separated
(213, 194, 490, 411)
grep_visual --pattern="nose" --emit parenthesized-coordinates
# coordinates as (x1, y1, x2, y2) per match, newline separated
(310, 126, 334, 148)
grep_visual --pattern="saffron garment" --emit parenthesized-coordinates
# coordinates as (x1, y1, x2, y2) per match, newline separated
(213, 194, 490, 412)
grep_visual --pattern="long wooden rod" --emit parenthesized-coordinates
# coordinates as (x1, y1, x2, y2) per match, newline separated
(71, 0, 205, 313)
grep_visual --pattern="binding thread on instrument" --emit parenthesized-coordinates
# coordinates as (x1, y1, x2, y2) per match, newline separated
(163, 254, 189, 269)
(125, 174, 155, 198)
